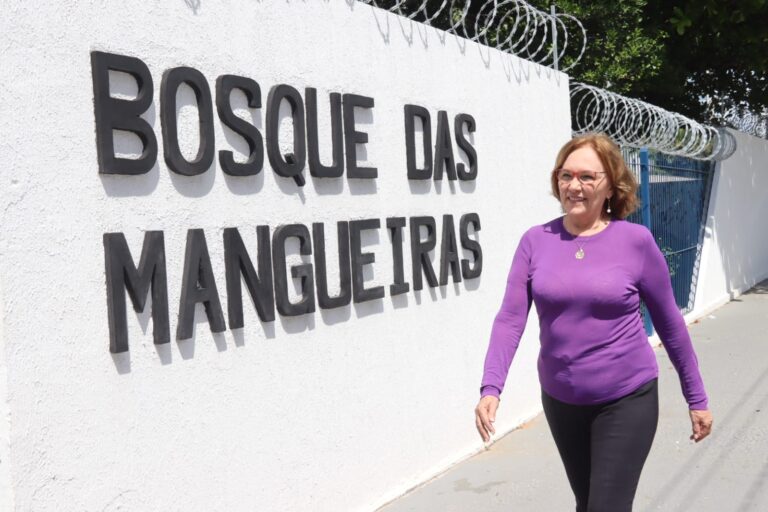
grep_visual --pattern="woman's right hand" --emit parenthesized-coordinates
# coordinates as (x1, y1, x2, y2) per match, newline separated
(475, 395, 500, 442)
(689, 408, 713, 442)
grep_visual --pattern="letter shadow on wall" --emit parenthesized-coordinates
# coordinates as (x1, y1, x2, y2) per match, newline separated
(231, 319, 278, 350)
(109, 284, 194, 372)
(110, 296, 154, 374)
(363, 1, 392, 45)
(176, 307, 229, 360)
(503, 53, 533, 85)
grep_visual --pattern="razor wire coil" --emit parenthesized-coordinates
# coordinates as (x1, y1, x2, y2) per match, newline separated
(723, 108, 768, 140)
(570, 82, 737, 161)
(359, 0, 586, 72)
(359, 1, 739, 159)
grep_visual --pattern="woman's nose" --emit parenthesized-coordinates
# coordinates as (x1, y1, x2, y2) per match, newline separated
(567, 179, 583, 192)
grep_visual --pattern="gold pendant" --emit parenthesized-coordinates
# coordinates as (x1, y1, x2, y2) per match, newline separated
(575, 248, 585, 259)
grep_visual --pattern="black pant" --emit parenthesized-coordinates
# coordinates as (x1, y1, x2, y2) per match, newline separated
(541, 379, 659, 512)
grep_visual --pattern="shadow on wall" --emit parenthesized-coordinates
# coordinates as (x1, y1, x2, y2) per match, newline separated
(745, 279, 768, 295)
(184, 0, 201, 15)
(346, 1, 562, 86)
(710, 130, 768, 300)
(110, 276, 479, 375)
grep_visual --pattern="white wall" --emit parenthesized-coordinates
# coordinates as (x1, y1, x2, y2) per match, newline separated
(0, 275, 12, 512)
(691, 130, 768, 318)
(0, 1, 570, 510)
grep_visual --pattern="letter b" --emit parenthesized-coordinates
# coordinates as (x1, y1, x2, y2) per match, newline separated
(91, 51, 157, 175)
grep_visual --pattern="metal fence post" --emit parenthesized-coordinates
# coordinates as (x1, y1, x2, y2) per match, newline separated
(639, 147, 653, 335)
(550, 5, 559, 72)
(640, 148, 651, 231)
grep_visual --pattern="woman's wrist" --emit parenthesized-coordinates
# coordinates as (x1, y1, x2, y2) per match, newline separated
(480, 385, 501, 399)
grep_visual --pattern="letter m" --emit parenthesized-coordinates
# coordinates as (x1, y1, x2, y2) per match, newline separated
(104, 232, 169, 353)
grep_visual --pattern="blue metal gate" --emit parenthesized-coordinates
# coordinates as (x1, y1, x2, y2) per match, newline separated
(622, 147, 715, 333)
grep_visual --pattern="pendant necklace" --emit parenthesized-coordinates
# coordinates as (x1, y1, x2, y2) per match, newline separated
(574, 237, 590, 260)
(567, 219, 609, 260)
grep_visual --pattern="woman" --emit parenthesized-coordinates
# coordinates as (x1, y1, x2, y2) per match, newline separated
(474, 133, 713, 512)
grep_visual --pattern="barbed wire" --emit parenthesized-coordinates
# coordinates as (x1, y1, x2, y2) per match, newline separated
(723, 108, 768, 139)
(570, 82, 737, 161)
(359, 0, 586, 71)
(359, 1, 739, 159)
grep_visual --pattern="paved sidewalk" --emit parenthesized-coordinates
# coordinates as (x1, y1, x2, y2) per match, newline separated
(380, 280, 768, 512)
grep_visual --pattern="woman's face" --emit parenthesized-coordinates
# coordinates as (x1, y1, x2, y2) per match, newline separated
(557, 146, 613, 220)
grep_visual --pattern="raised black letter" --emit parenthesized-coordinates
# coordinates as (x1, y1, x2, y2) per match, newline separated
(343, 93, 377, 179)
(349, 219, 385, 302)
(91, 51, 157, 175)
(272, 224, 315, 316)
(160, 67, 216, 176)
(434, 110, 457, 181)
(216, 75, 264, 176)
(177, 229, 226, 339)
(306, 88, 344, 178)
(455, 113, 477, 180)
(313, 222, 352, 309)
(104, 231, 169, 353)
(266, 84, 307, 183)
(404, 104, 432, 180)
(224, 226, 275, 328)
(460, 213, 483, 279)
(410, 216, 439, 291)
(439, 214, 462, 285)
(386, 217, 410, 295)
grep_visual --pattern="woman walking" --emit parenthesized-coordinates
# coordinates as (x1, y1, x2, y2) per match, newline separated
(475, 133, 713, 511)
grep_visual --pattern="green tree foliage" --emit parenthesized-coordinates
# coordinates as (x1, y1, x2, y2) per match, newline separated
(394, 0, 766, 123)
(532, 0, 667, 97)
(528, 0, 768, 123)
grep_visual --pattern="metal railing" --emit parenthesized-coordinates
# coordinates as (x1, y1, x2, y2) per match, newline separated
(623, 147, 715, 332)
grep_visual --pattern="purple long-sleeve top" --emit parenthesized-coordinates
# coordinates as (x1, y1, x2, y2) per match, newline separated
(481, 216, 708, 409)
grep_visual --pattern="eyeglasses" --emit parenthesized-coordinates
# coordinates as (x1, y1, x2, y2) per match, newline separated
(554, 169, 607, 187)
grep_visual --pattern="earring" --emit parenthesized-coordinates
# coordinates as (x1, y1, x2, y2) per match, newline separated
(606, 199, 612, 214)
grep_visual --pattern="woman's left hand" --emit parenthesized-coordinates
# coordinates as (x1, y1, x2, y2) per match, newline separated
(689, 409, 713, 442)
